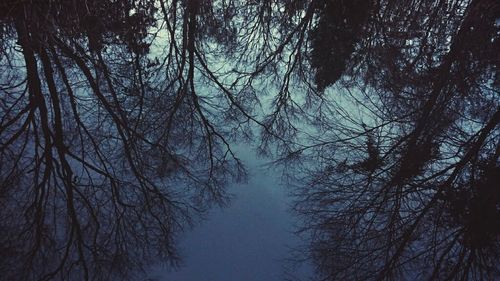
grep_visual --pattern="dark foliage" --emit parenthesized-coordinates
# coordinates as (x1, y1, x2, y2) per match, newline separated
(309, 0, 372, 91)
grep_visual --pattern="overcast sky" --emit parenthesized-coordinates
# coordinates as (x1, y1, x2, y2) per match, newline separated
(148, 144, 313, 281)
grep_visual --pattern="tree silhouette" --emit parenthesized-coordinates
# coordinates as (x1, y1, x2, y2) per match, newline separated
(0, 0, 498, 280)
(0, 1, 246, 280)
(279, 0, 500, 280)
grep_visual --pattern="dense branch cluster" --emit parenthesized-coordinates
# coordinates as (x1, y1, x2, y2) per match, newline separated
(283, 0, 499, 280)
(0, 1, 246, 280)
(0, 0, 498, 280)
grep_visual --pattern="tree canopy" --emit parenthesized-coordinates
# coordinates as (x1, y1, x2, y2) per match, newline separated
(0, 0, 498, 280)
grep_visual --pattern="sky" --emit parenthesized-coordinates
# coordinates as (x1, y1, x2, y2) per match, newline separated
(148, 145, 313, 281)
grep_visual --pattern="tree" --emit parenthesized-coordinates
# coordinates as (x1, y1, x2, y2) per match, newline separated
(1, 0, 498, 280)
(0, 1, 246, 280)
(276, 0, 500, 280)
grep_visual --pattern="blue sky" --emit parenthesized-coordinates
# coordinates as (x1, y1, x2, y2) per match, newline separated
(148, 145, 313, 281)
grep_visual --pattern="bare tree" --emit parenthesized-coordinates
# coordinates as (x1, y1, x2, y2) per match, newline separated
(273, 0, 500, 280)
(1, 0, 498, 280)
(0, 1, 247, 280)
